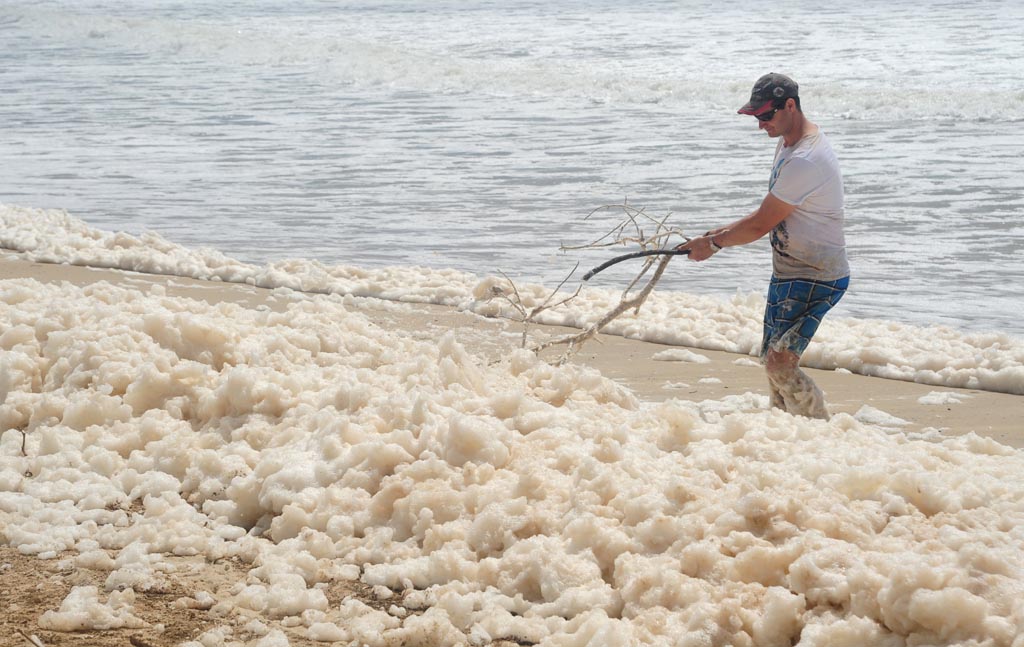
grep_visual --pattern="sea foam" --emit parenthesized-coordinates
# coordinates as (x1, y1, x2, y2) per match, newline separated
(3, 204, 1023, 395)
(1, 275, 1023, 645)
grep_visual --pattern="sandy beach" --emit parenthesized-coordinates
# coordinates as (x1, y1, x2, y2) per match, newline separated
(3, 255, 1024, 647)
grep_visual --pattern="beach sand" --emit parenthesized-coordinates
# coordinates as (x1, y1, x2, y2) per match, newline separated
(2, 256, 1023, 647)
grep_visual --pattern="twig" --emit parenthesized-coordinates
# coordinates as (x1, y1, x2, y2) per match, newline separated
(17, 629, 45, 647)
(495, 265, 581, 348)
(592, 201, 680, 239)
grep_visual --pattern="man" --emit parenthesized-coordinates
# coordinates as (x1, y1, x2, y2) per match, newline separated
(678, 73, 849, 419)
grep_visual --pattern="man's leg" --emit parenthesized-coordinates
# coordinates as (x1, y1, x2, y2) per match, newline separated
(767, 376, 786, 411)
(764, 347, 829, 419)
(760, 276, 847, 419)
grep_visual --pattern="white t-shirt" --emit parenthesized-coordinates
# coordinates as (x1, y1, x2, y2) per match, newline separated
(767, 130, 849, 281)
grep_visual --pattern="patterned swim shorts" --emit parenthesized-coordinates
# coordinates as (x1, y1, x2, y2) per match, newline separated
(760, 275, 849, 358)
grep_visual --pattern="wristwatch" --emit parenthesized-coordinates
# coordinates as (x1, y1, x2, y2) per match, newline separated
(708, 236, 723, 253)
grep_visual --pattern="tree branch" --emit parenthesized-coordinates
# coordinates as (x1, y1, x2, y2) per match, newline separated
(493, 200, 688, 364)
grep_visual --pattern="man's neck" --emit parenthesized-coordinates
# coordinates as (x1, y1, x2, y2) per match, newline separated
(783, 115, 816, 148)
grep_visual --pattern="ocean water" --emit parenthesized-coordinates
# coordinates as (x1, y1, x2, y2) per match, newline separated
(2, 0, 1022, 334)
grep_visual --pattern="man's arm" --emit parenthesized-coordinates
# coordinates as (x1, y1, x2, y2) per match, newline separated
(679, 192, 797, 261)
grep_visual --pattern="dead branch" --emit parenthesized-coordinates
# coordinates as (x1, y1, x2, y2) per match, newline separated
(560, 200, 686, 252)
(540, 201, 689, 363)
(490, 201, 687, 365)
(532, 253, 673, 364)
(493, 264, 581, 349)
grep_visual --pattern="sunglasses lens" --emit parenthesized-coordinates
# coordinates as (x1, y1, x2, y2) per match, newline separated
(756, 109, 776, 122)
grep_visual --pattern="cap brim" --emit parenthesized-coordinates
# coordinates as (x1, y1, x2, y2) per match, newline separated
(737, 99, 775, 116)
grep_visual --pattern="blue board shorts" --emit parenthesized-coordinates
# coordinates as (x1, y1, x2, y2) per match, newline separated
(761, 275, 849, 358)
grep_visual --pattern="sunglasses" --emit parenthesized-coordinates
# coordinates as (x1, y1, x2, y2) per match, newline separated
(755, 107, 780, 122)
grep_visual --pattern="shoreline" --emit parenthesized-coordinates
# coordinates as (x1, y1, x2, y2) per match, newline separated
(3, 255, 1021, 448)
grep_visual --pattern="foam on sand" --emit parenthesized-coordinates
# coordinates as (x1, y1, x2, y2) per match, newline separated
(652, 349, 712, 364)
(2, 277, 1023, 645)
(3, 204, 1023, 395)
(918, 391, 973, 406)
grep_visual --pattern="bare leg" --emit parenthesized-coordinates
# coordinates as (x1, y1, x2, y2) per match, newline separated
(767, 379, 786, 411)
(764, 348, 830, 420)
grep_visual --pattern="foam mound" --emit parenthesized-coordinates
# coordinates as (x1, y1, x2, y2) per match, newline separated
(2, 278, 1023, 645)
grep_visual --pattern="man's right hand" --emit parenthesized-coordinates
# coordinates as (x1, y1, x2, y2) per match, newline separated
(677, 235, 719, 262)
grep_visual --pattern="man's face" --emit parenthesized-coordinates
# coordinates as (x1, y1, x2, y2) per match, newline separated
(755, 99, 792, 138)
